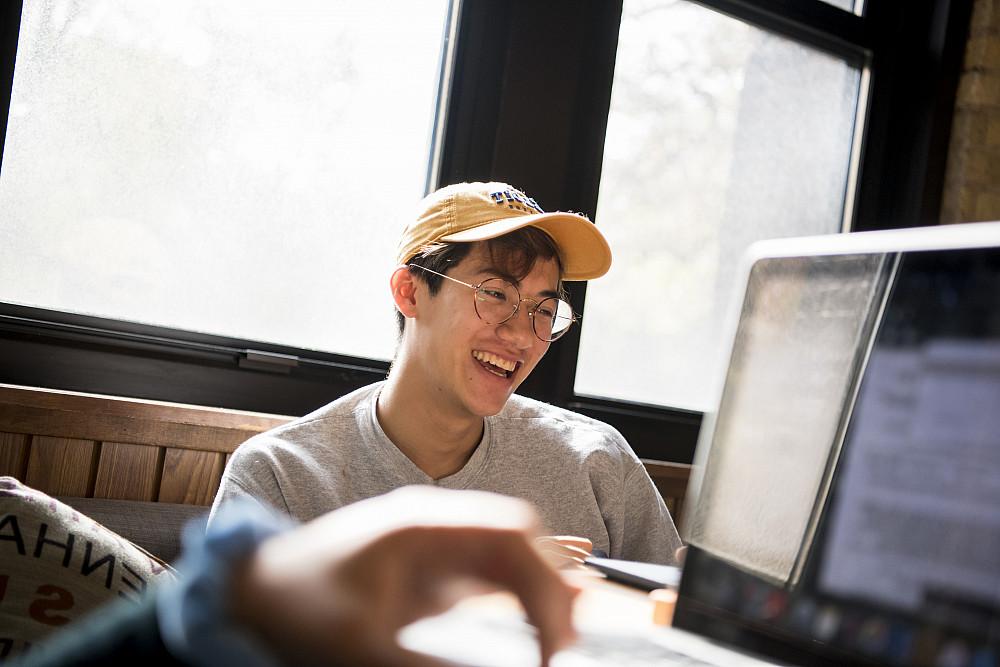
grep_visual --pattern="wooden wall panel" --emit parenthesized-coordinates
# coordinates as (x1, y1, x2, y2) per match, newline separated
(94, 442, 162, 501)
(0, 432, 30, 480)
(159, 449, 225, 505)
(642, 459, 692, 532)
(24, 436, 96, 497)
(665, 497, 686, 533)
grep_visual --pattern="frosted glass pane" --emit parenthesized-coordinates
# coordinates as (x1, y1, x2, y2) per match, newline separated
(684, 253, 889, 583)
(0, 0, 449, 360)
(575, 0, 862, 411)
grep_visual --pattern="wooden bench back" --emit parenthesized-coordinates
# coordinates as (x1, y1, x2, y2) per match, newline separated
(642, 460, 692, 533)
(0, 384, 290, 505)
(0, 384, 691, 526)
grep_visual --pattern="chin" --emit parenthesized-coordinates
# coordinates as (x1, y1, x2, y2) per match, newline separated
(470, 393, 513, 418)
(474, 402, 507, 418)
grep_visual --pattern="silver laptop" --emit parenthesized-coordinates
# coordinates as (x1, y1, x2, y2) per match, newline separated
(403, 221, 1000, 666)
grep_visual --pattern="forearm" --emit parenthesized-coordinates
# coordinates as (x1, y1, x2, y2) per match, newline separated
(9, 595, 185, 667)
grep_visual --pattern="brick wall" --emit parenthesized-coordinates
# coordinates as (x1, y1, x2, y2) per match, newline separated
(941, 0, 1000, 223)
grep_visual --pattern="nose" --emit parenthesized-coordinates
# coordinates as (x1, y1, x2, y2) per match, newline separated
(497, 302, 536, 348)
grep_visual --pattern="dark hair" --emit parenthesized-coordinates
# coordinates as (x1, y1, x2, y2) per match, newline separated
(395, 226, 565, 335)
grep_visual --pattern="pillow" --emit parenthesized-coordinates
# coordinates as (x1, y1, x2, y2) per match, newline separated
(0, 477, 176, 659)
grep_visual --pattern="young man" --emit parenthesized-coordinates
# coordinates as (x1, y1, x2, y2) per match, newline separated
(211, 182, 682, 564)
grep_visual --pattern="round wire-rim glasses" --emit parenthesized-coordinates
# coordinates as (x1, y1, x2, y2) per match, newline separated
(408, 264, 578, 342)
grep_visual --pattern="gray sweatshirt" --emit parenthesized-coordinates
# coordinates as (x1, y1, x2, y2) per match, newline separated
(210, 382, 682, 564)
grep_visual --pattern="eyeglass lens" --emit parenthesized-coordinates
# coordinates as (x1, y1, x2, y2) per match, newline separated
(473, 278, 573, 342)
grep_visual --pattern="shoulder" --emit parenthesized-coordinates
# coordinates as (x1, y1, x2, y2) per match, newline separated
(495, 394, 637, 461)
(288, 382, 380, 430)
(230, 383, 379, 463)
(499, 394, 625, 439)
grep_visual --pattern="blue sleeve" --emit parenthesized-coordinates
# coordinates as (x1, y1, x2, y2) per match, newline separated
(156, 499, 294, 667)
(9, 594, 180, 667)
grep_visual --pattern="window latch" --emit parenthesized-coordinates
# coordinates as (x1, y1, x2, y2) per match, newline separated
(239, 349, 299, 374)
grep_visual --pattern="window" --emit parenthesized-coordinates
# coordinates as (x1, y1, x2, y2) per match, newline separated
(0, 0, 972, 461)
(0, 0, 451, 362)
(576, 0, 864, 411)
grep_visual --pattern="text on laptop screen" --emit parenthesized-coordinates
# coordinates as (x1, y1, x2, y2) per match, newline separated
(817, 247, 1000, 648)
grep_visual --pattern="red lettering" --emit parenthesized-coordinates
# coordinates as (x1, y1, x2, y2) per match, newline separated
(28, 584, 74, 626)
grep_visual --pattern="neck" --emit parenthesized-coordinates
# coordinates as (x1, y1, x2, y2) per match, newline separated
(377, 362, 485, 480)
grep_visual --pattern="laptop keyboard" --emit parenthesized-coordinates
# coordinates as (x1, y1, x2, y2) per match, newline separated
(568, 628, 719, 666)
(400, 604, 779, 667)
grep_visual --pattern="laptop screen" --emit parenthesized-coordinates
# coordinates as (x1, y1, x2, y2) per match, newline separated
(675, 233, 1000, 667)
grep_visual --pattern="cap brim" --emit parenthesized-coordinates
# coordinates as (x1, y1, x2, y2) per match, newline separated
(439, 212, 612, 280)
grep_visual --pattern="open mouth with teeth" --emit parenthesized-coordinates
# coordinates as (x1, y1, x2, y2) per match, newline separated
(472, 350, 519, 379)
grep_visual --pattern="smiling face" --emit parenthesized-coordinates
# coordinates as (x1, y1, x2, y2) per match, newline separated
(405, 242, 561, 420)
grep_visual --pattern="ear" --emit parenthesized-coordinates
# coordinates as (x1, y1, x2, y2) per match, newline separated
(390, 265, 419, 319)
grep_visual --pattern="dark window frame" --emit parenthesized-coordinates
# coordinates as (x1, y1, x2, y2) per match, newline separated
(0, 0, 973, 463)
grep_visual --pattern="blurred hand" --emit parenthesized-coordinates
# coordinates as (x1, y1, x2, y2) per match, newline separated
(230, 487, 579, 667)
(535, 535, 593, 569)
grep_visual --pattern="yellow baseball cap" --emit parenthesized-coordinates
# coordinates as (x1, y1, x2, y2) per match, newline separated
(396, 182, 612, 281)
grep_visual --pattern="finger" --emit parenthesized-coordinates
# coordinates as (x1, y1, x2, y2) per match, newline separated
(536, 537, 593, 571)
(674, 545, 687, 566)
(546, 544, 591, 560)
(537, 535, 594, 554)
(395, 577, 503, 626)
(379, 530, 579, 666)
(423, 528, 580, 664)
(538, 543, 589, 570)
